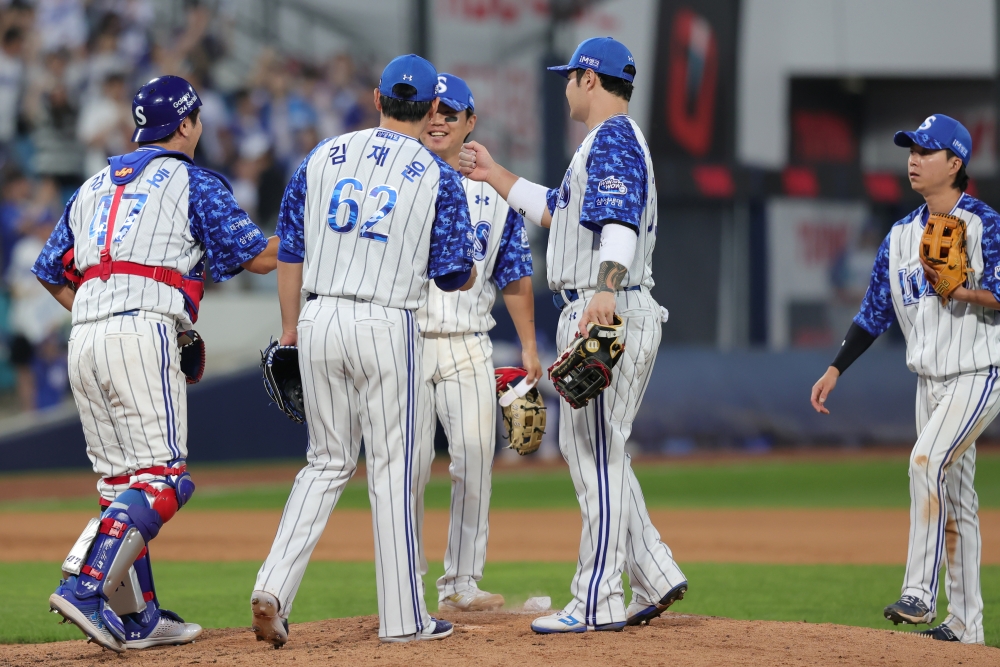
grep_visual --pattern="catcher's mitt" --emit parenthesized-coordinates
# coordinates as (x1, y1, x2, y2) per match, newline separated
(495, 367, 546, 455)
(548, 315, 624, 409)
(178, 330, 205, 384)
(921, 212, 973, 304)
(261, 341, 305, 424)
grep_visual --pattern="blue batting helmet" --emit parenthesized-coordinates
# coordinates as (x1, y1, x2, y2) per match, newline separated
(131, 75, 202, 143)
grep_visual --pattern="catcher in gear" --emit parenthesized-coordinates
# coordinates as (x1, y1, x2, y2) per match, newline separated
(812, 114, 1000, 643)
(548, 316, 623, 409)
(495, 367, 546, 455)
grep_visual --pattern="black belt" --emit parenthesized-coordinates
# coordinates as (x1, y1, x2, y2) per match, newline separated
(552, 285, 640, 311)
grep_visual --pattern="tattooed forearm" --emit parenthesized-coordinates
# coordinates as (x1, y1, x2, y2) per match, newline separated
(596, 261, 627, 294)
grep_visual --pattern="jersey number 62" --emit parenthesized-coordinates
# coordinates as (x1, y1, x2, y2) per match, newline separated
(327, 178, 397, 243)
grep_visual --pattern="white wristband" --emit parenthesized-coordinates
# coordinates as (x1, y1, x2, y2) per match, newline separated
(506, 177, 549, 227)
(599, 222, 637, 267)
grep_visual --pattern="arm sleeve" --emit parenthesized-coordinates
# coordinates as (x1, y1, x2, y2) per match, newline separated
(276, 140, 330, 264)
(428, 160, 474, 279)
(545, 187, 558, 215)
(852, 232, 896, 337)
(579, 120, 647, 234)
(31, 189, 79, 285)
(187, 166, 269, 283)
(979, 208, 1000, 302)
(491, 208, 533, 290)
(830, 322, 877, 375)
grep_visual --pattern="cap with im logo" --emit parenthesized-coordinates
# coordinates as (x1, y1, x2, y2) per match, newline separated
(894, 114, 973, 165)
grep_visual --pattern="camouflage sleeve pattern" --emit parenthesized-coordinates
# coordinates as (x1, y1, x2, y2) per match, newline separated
(188, 166, 269, 282)
(579, 116, 646, 234)
(492, 207, 533, 290)
(852, 232, 896, 337)
(428, 154, 474, 279)
(978, 205, 1000, 302)
(32, 189, 79, 285)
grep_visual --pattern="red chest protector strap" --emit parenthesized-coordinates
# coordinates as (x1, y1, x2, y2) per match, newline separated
(79, 184, 204, 322)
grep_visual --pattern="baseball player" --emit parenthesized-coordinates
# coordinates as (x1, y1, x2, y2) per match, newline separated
(412, 73, 538, 613)
(34, 75, 277, 652)
(811, 114, 996, 644)
(250, 54, 475, 646)
(459, 37, 687, 633)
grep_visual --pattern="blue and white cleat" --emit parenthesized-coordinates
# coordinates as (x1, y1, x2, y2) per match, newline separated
(884, 595, 934, 626)
(49, 578, 125, 653)
(531, 610, 625, 634)
(626, 581, 688, 626)
(381, 617, 454, 643)
(123, 607, 202, 649)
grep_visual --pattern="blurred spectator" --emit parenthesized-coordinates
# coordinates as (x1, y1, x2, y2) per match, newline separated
(34, 0, 87, 54)
(77, 72, 132, 177)
(0, 165, 29, 272)
(6, 177, 70, 411)
(30, 77, 85, 187)
(0, 25, 25, 145)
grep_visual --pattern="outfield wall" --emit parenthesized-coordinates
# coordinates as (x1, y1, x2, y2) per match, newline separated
(0, 346, 935, 473)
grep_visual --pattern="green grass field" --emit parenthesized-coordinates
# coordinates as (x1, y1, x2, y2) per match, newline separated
(3, 453, 1000, 646)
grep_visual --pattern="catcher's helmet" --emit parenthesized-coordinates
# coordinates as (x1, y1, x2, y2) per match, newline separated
(131, 75, 202, 143)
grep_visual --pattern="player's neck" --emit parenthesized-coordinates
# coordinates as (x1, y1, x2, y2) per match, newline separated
(379, 117, 426, 141)
(582, 99, 629, 132)
(148, 139, 195, 160)
(923, 187, 963, 215)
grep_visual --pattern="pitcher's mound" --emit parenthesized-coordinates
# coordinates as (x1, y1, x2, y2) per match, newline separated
(3, 611, 996, 666)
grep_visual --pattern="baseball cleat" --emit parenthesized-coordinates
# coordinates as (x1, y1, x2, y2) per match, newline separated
(439, 589, 505, 612)
(251, 590, 289, 648)
(49, 581, 125, 653)
(381, 617, 454, 643)
(124, 609, 202, 649)
(916, 624, 960, 642)
(626, 581, 688, 626)
(530, 610, 625, 634)
(884, 595, 934, 625)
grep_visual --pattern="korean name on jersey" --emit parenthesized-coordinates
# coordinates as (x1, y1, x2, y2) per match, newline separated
(418, 180, 533, 334)
(284, 128, 473, 310)
(855, 194, 1000, 378)
(545, 115, 657, 292)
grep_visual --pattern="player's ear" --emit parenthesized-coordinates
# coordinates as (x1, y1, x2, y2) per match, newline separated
(466, 113, 477, 134)
(373, 88, 381, 112)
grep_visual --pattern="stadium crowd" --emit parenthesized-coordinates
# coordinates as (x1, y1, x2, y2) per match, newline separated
(0, 0, 380, 412)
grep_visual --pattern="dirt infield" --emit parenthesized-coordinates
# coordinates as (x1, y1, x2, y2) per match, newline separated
(1, 611, 996, 666)
(5, 507, 1000, 564)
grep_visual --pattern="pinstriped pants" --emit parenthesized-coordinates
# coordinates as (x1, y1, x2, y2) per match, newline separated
(254, 298, 430, 639)
(413, 331, 496, 601)
(67, 312, 187, 503)
(556, 288, 686, 627)
(903, 369, 1000, 644)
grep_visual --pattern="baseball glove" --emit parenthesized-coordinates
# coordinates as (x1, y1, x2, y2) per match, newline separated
(177, 330, 205, 384)
(548, 315, 624, 409)
(921, 212, 972, 304)
(261, 341, 305, 424)
(495, 367, 546, 455)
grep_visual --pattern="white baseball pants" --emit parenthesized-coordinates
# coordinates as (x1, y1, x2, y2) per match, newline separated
(254, 297, 430, 639)
(903, 368, 1000, 644)
(413, 331, 496, 601)
(556, 287, 686, 626)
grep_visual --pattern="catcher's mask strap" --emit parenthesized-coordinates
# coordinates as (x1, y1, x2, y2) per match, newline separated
(499, 378, 537, 407)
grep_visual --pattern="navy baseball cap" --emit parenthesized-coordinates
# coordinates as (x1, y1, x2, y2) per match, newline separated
(378, 54, 438, 102)
(435, 73, 474, 112)
(131, 75, 202, 142)
(894, 114, 973, 165)
(547, 36, 635, 82)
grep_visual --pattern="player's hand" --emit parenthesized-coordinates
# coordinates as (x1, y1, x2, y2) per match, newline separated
(279, 330, 297, 347)
(810, 366, 840, 414)
(458, 141, 495, 182)
(579, 291, 616, 336)
(522, 347, 542, 386)
(919, 256, 940, 287)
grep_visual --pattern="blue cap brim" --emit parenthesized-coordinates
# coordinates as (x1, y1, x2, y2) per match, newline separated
(546, 65, 574, 77)
(439, 97, 471, 112)
(894, 131, 946, 152)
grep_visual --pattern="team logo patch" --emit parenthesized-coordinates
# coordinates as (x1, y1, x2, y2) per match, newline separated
(557, 168, 572, 209)
(918, 115, 936, 131)
(578, 54, 601, 69)
(114, 167, 133, 178)
(474, 221, 491, 261)
(597, 176, 628, 195)
(519, 227, 530, 249)
(994, 266, 1000, 282)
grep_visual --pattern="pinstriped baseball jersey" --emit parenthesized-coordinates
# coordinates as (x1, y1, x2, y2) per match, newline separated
(32, 147, 268, 329)
(854, 194, 1000, 378)
(276, 129, 474, 310)
(417, 180, 532, 334)
(544, 114, 656, 292)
